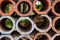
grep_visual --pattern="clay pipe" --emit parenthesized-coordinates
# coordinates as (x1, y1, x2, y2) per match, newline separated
(0, 16, 15, 34)
(33, 0, 51, 14)
(16, 17, 34, 34)
(0, 0, 15, 16)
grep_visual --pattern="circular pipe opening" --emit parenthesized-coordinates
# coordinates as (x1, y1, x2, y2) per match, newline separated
(35, 0, 49, 11)
(54, 36, 60, 40)
(34, 15, 50, 30)
(35, 35, 49, 40)
(1, 0, 13, 13)
(18, 19, 32, 32)
(0, 18, 13, 31)
(18, 1, 30, 14)
(55, 19, 60, 31)
(54, 2, 60, 13)
(1, 37, 11, 40)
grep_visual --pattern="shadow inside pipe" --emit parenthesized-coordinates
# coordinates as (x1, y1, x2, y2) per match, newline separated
(1, 0, 13, 13)
(35, 35, 49, 40)
(34, 15, 50, 30)
(1, 37, 11, 40)
(18, 1, 30, 14)
(54, 2, 60, 13)
(18, 19, 32, 32)
(54, 36, 60, 40)
(19, 37, 30, 40)
(0, 18, 13, 31)
(35, 0, 49, 11)
(55, 19, 60, 31)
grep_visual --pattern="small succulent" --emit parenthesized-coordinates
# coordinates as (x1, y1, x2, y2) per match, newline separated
(4, 4, 12, 13)
(20, 19, 30, 27)
(5, 19, 13, 29)
(36, 1, 43, 10)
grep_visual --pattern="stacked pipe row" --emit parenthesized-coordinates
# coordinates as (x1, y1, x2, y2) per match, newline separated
(0, 0, 60, 40)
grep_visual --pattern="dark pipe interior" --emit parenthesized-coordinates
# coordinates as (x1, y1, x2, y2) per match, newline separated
(18, 1, 30, 14)
(35, 35, 49, 40)
(19, 37, 30, 40)
(54, 36, 60, 40)
(37, 0, 49, 11)
(55, 19, 60, 31)
(54, 2, 60, 13)
(1, 18, 12, 31)
(1, 0, 13, 13)
(35, 16, 50, 30)
(18, 19, 32, 32)
(1, 37, 11, 40)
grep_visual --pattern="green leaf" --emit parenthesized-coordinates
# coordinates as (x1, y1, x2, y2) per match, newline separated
(5, 19, 13, 29)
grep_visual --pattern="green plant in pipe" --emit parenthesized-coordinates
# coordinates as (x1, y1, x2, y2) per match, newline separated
(35, 15, 44, 26)
(19, 2, 29, 14)
(4, 4, 12, 13)
(5, 19, 13, 29)
(20, 19, 30, 27)
(36, 1, 43, 10)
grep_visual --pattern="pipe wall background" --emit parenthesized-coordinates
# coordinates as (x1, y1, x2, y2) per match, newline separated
(0, 0, 60, 40)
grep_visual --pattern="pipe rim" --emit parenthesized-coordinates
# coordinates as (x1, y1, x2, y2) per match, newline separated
(34, 15, 52, 32)
(52, 17, 60, 34)
(52, 34, 60, 40)
(15, 0, 32, 16)
(0, 16, 15, 34)
(0, 0, 15, 16)
(0, 35, 14, 40)
(34, 33, 51, 40)
(33, 0, 51, 14)
(16, 17, 34, 34)
(16, 34, 33, 40)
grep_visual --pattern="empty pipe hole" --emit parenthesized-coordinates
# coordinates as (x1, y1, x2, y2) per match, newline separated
(55, 19, 60, 31)
(54, 2, 60, 13)
(18, 1, 30, 14)
(35, 0, 48, 11)
(54, 36, 60, 40)
(1, 1, 13, 13)
(35, 35, 49, 40)
(18, 19, 32, 32)
(0, 18, 13, 31)
(35, 15, 50, 30)
(1, 37, 11, 40)
(19, 37, 30, 40)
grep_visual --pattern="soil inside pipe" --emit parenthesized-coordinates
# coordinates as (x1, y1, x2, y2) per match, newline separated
(35, 15, 50, 30)
(18, 19, 32, 32)
(1, 18, 13, 31)
(18, 1, 30, 14)
(35, 0, 48, 11)
(1, 37, 11, 40)
(1, 1, 13, 13)
(35, 35, 49, 40)
(54, 36, 60, 40)
(19, 37, 30, 40)
(55, 19, 60, 31)
(54, 2, 60, 13)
